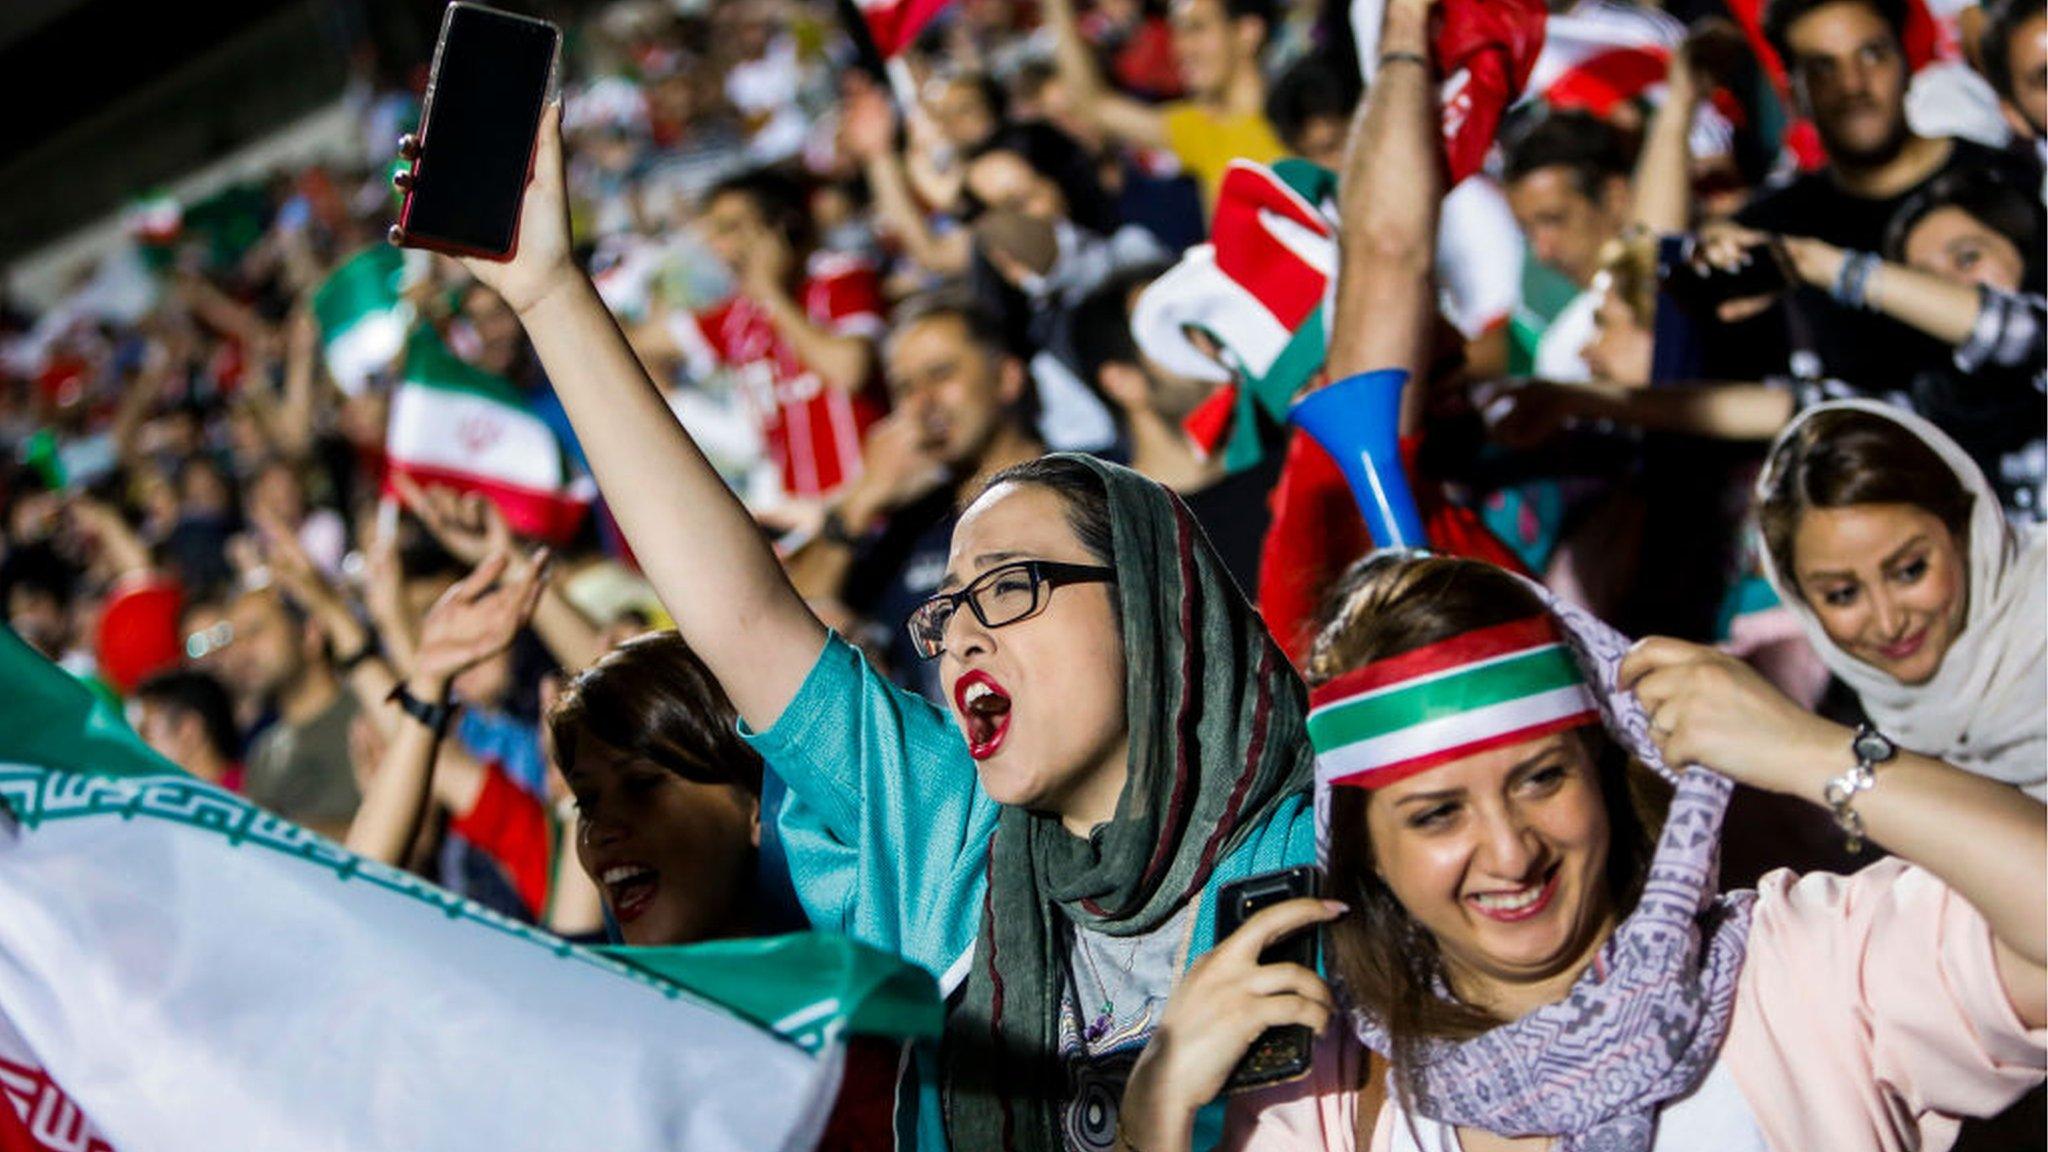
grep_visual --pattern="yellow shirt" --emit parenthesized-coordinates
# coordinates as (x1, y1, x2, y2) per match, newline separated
(1161, 103, 1285, 212)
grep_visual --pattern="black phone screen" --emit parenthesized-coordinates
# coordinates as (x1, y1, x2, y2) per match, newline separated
(403, 5, 558, 257)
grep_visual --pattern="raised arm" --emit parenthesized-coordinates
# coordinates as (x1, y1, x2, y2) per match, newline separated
(840, 78, 971, 277)
(1042, 0, 1170, 149)
(393, 106, 827, 729)
(1622, 638, 2048, 1030)
(1627, 32, 1706, 235)
(1325, 0, 1441, 432)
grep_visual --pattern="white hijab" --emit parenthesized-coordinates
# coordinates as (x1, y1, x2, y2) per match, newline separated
(1758, 400, 2047, 799)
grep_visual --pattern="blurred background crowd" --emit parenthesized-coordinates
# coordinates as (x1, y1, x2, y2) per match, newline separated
(0, 0, 2040, 955)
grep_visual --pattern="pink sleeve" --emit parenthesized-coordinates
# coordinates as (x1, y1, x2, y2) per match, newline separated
(1218, 1027, 1366, 1151)
(1730, 859, 2047, 1147)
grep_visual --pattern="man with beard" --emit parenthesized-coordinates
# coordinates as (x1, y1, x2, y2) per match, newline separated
(1721, 0, 2037, 384)
(783, 299, 1043, 702)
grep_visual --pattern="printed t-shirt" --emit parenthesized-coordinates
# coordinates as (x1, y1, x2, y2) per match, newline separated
(676, 253, 887, 498)
(1221, 859, 2048, 1151)
(1160, 104, 1285, 212)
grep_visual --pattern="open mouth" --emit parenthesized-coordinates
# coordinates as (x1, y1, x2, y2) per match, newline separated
(1465, 863, 1560, 923)
(599, 862, 660, 923)
(954, 669, 1014, 761)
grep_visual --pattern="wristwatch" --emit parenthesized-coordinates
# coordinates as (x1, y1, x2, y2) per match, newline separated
(1823, 723, 1896, 853)
(387, 682, 457, 737)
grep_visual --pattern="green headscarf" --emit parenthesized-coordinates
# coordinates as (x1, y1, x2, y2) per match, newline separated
(941, 453, 1316, 1148)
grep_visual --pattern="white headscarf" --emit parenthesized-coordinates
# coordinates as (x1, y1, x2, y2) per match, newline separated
(1758, 400, 2046, 799)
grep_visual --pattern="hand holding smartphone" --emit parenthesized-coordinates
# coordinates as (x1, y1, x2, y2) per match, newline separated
(1214, 867, 1323, 1093)
(395, 4, 561, 261)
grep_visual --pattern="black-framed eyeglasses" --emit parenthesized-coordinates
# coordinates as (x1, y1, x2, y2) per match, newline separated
(906, 560, 1116, 660)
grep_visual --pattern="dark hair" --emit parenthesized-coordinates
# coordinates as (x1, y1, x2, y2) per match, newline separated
(1265, 54, 1362, 152)
(1307, 553, 1662, 1098)
(1502, 110, 1635, 201)
(546, 631, 764, 795)
(977, 455, 1116, 566)
(705, 166, 817, 255)
(1764, 0, 1907, 70)
(1065, 264, 1173, 431)
(1980, 0, 2045, 102)
(1883, 165, 2045, 286)
(1757, 408, 1975, 601)
(0, 543, 80, 613)
(135, 668, 241, 763)
(964, 122, 1121, 234)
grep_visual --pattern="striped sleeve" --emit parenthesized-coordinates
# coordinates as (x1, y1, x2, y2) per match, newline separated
(1955, 288, 2046, 381)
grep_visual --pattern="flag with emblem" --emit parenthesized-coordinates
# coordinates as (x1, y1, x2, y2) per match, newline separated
(0, 625, 939, 1152)
(311, 245, 415, 396)
(385, 325, 592, 545)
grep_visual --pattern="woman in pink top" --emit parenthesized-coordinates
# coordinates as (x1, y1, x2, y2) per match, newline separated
(1115, 553, 2046, 1152)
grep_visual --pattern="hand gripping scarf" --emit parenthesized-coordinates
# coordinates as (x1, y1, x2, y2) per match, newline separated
(1308, 580, 1756, 1152)
(943, 453, 1318, 1150)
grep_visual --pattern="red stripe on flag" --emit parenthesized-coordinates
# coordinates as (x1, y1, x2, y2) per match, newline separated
(383, 463, 590, 547)
(1308, 616, 1565, 709)
(861, 0, 955, 56)
(1544, 46, 1671, 116)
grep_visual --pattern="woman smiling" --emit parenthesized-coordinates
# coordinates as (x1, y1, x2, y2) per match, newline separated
(1118, 552, 2046, 1151)
(1757, 401, 2046, 799)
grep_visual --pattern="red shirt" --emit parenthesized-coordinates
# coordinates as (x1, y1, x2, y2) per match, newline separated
(450, 763, 552, 921)
(682, 254, 886, 499)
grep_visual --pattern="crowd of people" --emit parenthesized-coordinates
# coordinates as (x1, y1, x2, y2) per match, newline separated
(2, 0, 2044, 1146)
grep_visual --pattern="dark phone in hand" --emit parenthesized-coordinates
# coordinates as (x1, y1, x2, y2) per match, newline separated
(1657, 233, 1793, 316)
(397, 4, 560, 260)
(1215, 866, 1322, 1093)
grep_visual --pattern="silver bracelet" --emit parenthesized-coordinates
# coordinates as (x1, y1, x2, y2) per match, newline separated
(1823, 723, 1896, 853)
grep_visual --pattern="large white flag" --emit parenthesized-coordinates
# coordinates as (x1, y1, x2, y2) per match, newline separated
(0, 628, 935, 1152)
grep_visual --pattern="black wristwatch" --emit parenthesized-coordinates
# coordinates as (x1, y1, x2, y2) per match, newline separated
(387, 681, 457, 736)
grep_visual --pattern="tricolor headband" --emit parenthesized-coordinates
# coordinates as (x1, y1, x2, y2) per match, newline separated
(1307, 616, 1599, 791)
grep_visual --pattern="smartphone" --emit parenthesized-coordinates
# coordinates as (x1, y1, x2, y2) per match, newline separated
(1657, 233, 1792, 317)
(1214, 866, 1322, 1093)
(396, 4, 560, 260)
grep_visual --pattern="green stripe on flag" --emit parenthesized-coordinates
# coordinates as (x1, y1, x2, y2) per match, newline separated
(1307, 646, 1583, 749)
(403, 326, 528, 406)
(312, 245, 406, 337)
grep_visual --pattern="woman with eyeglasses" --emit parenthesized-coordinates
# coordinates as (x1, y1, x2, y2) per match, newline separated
(392, 101, 1318, 1151)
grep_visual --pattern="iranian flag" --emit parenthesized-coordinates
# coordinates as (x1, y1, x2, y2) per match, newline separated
(312, 245, 415, 397)
(0, 625, 938, 1152)
(385, 326, 592, 546)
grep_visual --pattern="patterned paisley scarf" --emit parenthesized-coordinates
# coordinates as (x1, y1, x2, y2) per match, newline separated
(942, 453, 1317, 1150)
(1312, 582, 1756, 1152)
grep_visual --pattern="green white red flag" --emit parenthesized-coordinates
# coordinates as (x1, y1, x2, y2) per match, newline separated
(0, 626, 938, 1151)
(384, 326, 593, 545)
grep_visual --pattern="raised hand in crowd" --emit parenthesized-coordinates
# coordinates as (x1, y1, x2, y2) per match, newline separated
(393, 474, 605, 672)
(345, 548, 548, 866)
